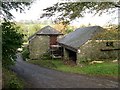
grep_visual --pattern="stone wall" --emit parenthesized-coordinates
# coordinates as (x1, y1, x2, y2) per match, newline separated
(29, 35, 49, 60)
(77, 40, 120, 64)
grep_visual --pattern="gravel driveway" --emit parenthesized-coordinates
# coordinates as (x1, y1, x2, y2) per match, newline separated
(11, 53, 118, 88)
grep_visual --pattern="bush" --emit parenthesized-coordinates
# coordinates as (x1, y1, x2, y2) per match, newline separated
(40, 52, 51, 60)
(2, 20, 24, 67)
(21, 47, 29, 61)
(65, 28, 73, 34)
(8, 78, 23, 89)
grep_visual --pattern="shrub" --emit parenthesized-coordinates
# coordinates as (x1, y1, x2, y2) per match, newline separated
(2, 20, 24, 67)
(65, 28, 73, 34)
(40, 52, 51, 60)
(8, 78, 23, 89)
(22, 47, 29, 61)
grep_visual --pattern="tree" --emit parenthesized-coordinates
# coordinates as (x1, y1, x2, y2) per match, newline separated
(1, 1, 33, 67)
(2, 20, 24, 67)
(1, 1, 33, 20)
(41, 1, 120, 24)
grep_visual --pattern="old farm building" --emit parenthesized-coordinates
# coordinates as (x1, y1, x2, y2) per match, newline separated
(28, 26, 63, 59)
(58, 26, 104, 64)
(28, 25, 119, 63)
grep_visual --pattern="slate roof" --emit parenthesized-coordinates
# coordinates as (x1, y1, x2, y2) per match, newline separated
(58, 26, 104, 51)
(37, 26, 62, 35)
(28, 26, 62, 41)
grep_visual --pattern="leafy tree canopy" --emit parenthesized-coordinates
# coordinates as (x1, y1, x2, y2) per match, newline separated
(2, 20, 24, 67)
(41, 1, 120, 24)
(1, 1, 34, 67)
(1, 0, 33, 20)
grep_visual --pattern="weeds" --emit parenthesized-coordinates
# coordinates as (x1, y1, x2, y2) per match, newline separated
(2, 68, 24, 89)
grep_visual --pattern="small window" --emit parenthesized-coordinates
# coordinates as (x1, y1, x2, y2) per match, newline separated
(106, 42, 114, 47)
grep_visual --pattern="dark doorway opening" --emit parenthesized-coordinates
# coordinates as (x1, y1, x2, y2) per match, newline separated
(49, 35, 58, 45)
(66, 48, 77, 63)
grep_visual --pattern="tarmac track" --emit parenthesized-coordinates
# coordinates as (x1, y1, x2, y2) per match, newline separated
(11, 53, 118, 88)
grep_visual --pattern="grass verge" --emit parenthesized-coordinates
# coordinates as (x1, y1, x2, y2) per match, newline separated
(28, 59, 119, 78)
(2, 68, 24, 89)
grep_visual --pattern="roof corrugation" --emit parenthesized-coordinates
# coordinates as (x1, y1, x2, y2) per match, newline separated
(58, 26, 104, 50)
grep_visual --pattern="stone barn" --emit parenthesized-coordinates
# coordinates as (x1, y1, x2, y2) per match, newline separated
(58, 26, 105, 64)
(28, 26, 63, 60)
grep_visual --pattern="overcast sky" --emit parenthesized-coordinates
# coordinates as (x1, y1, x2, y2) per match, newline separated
(10, 0, 118, 26)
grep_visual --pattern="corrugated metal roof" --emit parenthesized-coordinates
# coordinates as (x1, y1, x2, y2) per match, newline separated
(37, 26, 62, 35)
(58, 26, 104, 51)
(28, 26, 62, 41)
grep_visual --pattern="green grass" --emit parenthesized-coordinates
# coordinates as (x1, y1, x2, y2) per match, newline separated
(2, 68, 24, 89)
(78, 63, 118, 77)
(28, 59, 119, 78)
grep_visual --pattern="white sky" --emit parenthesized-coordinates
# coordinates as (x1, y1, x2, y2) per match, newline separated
(10, 0, 118, 26)
(11, 0, 58, 21)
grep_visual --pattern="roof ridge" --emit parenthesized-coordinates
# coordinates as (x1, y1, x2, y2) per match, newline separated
(28, 26, 63, 41)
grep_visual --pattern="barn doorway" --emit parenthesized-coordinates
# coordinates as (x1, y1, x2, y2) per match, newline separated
(65, 48, 77, 63)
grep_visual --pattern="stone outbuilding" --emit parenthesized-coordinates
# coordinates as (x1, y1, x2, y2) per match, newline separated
(28, 26, 63, 60)
(58, 26, 104, 64)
